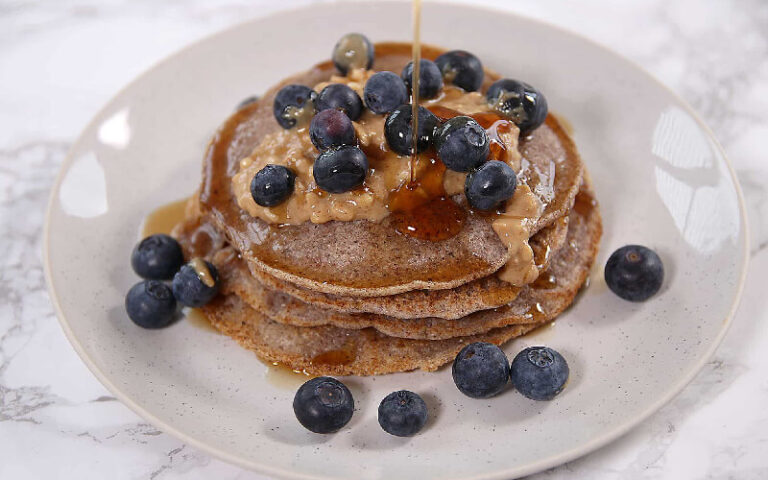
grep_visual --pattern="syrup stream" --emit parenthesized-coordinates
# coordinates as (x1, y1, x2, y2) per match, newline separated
(409, 0, 422, 185)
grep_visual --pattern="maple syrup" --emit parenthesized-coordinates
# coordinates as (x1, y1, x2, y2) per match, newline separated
(264, 362, 314, 390)
(409, 0, 422, 184)
(309, 339, 357, 366)
(572, 190, 596, 216)
(140, 197, 188, 237)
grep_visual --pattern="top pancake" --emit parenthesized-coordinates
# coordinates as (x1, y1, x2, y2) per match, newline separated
(199, 43, 583, 297)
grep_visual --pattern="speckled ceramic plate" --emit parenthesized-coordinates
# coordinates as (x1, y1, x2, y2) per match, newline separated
(43, 2, 748, 479)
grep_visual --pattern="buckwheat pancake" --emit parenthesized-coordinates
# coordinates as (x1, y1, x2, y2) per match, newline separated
(202, 294, 540, 376)
(194, 186, 598, 375)
(174, 196, 569, 320)
(199, 43, 583, 297)
(247, 214, 569, 320)
(193, 184, 598, 341)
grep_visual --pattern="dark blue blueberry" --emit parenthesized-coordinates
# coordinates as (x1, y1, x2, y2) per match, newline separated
(172, 259, 220, 308)
(434, 50, 484, 92)
(378, 390, 428, 437)
(510, 346, 569, 401)
(236, 95, 259, 111)
(465, 160, 517, 210)
(309, 109, 356, 151)
(131, 234, 184, 280)
(401, 59, 443, 99)
(316, 83, 364, 121)
(435, 116, 489, 172)
(125, 280, 177, 329)
(452, 342, 509, 398)
(293, 377, 354, 434)
(486, 79, 548, 134)
(332, 33, 374, 75)
(363, 71, 409, 115)
(384, 104, 439, 155)
(273, 84, 316, 129)
(313, 145, 368, 193)
(250, 165, 295, 207)
(605, 245, 664, 302)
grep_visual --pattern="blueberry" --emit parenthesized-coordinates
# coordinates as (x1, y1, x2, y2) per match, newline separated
(313, 145, 368, 193)
(236, 95, 259, 110)
(316, 83, 364, 121)
(332, 33, 374, 75)
(452, 342, 509, 398)
(384, 104, 439, 155)
(125, 280, 177, 329)
(250, 164, 295, 207)
(435, 116, 489, 172)
(510, 346, 569, 401)
(401, 59, 443, 99)
(293, 377, 354, 434)
(172, 259, 220, 308)
(486, 79, 548, 134)
(465, 160, 517, 210)
(131, 234, 184, 280)
(377, 390, 428, 437)
(363, 71, 409, 115)
(309, 109, 356, 151)
(273, 84, 316, 129)
(434, 50, 484, 92)
(604, 245, 664, 301)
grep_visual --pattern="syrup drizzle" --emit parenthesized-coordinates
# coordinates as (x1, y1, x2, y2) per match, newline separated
(410, 0, 422, 185)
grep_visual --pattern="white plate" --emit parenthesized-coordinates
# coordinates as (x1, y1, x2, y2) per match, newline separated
(44, 2, 748, 479)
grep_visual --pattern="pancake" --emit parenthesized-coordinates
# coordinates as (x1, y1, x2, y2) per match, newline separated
(199, 43, 584, 297)
(246, 214, 569, 320)
(202, 294, 540, 376)
(200, 183, 599, 341)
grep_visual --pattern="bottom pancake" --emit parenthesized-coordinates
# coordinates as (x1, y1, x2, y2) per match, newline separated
(201, 293, 540, 376)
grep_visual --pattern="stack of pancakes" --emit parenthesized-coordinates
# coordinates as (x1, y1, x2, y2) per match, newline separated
(172, 45, 602, 376)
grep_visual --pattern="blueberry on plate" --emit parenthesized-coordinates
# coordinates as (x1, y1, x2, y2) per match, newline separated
(510, 346, 569, 401)
(465, 160, 517, 210)
(125, 280, 177, 329)
(309, 109, 357, 150)
(313, 145, 368, 194)
(452, 342, 510, 398)
(273, 84, 317, 129)
(378, 390, 428, 437)
(434, 50, 484, 92)
(172, 258, 220, 308)
(605, 245, 664, 301)
(401, 59, 444, 99)
(293, 377, 354, 434)
(363, 71, 409, 115)
(384, 104, 439, 155)
(235, 95, 259, 110)
(316, 83, 364, 121)
(250, 164, 296, 207)
(434, 116, 489, 172)
(486, 79, 548, 134)
(131, 234, 184, 280)
(332, 33, 374, 75)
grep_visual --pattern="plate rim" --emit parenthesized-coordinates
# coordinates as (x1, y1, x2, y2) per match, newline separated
(42, 1, 751, 478)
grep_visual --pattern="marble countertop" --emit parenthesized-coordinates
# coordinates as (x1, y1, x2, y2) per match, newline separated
(2, 0, 767, 478)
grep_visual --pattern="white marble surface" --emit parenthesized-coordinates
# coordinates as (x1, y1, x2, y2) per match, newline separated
(1, 0, 766, 478)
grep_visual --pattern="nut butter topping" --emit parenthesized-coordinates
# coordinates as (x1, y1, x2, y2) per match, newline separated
(189, 257, 216, 288)
(230, 63, 548, 286)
